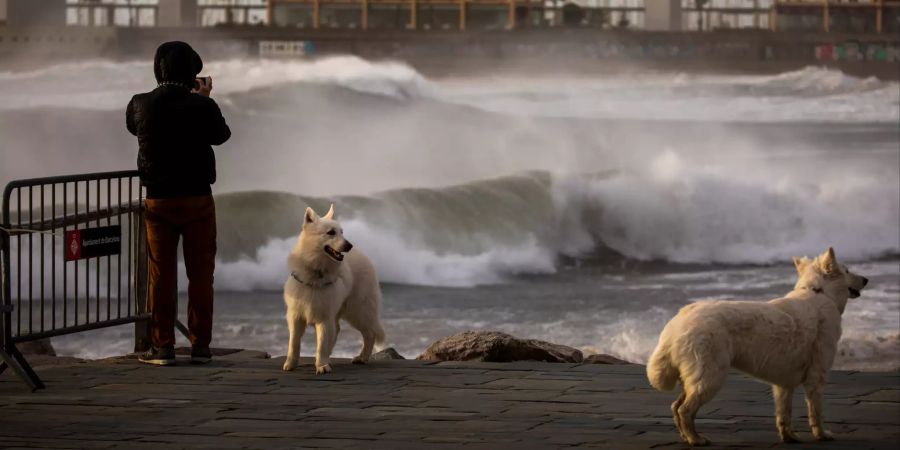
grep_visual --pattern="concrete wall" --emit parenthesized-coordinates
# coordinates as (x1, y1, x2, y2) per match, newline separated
(158, 0, 199, 28)
(271, 3, 305, 28)
(6, 0, 66, 27)
(0, 26, 118, 61)
(272, 4, 512, 31)
(644, 0, 681, 31)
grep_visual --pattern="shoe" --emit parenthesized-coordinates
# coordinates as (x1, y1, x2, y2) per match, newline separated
(138, 345, 175, 366)
(191, 346, 212, 365)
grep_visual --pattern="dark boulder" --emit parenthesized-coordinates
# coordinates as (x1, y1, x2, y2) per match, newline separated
(371, 347, 405, 361)
(417, 331, 583, 363)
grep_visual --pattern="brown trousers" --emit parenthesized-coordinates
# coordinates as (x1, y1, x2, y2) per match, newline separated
(144, 195, 216, 348)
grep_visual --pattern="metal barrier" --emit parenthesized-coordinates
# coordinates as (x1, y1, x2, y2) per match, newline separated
(0, 171, 148, 391)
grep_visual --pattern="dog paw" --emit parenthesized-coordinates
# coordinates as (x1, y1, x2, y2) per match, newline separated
(351, 356, 368, 365)
(687, 435, 711, 447)
(813, 429, 834, 441)
(779, 430, 802, 443)
(282, 358, 298, 371)
(315, 364, 332, 375)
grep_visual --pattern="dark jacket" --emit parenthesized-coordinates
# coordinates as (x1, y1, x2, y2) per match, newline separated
(126, 41, 231, 199)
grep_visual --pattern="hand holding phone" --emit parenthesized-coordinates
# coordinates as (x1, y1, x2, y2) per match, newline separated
(193, 76, 212, 97)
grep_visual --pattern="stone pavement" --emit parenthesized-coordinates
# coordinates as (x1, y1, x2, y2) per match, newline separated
(0, 351, 897, 449)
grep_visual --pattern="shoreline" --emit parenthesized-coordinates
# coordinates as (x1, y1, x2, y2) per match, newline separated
(27, 334, 900, 374)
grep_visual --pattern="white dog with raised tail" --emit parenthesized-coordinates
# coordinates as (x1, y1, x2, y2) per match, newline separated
(282, 205, 386, 375)
(647, 247, 868, 446)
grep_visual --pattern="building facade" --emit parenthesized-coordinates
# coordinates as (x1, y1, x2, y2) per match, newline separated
(0, 0, 892, 34)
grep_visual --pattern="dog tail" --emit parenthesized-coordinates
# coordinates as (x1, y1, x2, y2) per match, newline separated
(647, 343, 679, 392)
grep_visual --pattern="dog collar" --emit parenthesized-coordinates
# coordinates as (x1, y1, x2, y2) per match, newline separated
(799, 286, 824, 294)
(290, 271, 335, 288)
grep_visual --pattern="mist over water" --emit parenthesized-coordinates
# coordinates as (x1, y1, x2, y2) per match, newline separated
(2, 57, 898, 370)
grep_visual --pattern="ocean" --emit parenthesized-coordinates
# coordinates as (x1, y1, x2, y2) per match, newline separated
(1, 57, 898, 371)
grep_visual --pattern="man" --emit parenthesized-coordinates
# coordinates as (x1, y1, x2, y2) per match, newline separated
(126, 41, 231, 366)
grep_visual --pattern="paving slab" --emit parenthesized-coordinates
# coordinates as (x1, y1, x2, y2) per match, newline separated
(1, 352, 897, 449)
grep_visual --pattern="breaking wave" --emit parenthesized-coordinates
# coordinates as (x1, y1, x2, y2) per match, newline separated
(440, 66, 900, 123)
(1, 57, 897, 123)
(4, 57, 898, 371)
(0, 56, 431, 111)
(212, 155, 899, 290)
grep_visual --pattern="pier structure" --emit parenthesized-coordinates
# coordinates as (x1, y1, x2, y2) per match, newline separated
(772, 0, 899, 34)
(267, 0, 541, 31)
(0, 0, 67, 27)
(1, 1, 895, 33)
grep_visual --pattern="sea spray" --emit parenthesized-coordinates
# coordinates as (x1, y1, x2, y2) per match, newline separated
(2, 59, 897, 123)
(208, 163, 899, 290)
(2, 59, 896, 372)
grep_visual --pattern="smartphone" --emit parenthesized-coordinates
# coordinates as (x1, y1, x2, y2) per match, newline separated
(193, 76, 210, 90)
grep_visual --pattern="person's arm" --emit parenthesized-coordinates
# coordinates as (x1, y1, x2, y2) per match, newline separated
(125, 96, 137, 136)
(205, 100, 231, 146)
(193, 77, 230, 145)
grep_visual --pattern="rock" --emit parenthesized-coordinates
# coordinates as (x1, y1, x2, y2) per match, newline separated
(371, 347, 405, 361)
(583, 354, 633, 365)
(417, 331, 583, 363)
(18, 338, 56, 356)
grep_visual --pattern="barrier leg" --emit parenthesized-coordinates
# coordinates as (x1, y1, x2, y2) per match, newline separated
(175, 320, 190, 341)
(0, 344, 44, 391)
(134, 318, 152, 353)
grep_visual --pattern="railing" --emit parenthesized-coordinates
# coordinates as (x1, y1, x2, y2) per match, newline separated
(0, 171, 148, 391)
(772, 0, 900, 33)
(67, 2, 159, 27)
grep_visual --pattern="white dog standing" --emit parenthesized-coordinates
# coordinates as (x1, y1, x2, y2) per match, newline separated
(282, 205, 386, 374)
(647, 247, 868, 446)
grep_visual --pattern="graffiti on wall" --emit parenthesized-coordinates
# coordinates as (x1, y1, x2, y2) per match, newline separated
(259, 36, 897, 64)
(815, 41, 900, 62)
(259, 40, 316, 58)
(394, 40, 761, 60)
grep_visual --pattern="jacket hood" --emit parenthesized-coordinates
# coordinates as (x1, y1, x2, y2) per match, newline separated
(154, 41, 203, 85)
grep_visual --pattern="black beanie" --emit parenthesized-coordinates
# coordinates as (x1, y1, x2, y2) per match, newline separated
(153, 41, 203, 85)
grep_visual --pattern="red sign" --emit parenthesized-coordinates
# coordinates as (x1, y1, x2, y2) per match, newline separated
(64, 226, 121, 262)
(65, 229, 82, 261)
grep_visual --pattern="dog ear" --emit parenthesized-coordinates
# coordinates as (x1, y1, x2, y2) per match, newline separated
(819, 247, 838, 275)
(324, 204, 335, 220)
(304, 207, 318, 227)
(792, 256, 808, 274)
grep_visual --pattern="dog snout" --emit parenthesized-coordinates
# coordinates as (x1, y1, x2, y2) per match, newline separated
(342, 241, 353, 253)
(862, 277, 869, 287)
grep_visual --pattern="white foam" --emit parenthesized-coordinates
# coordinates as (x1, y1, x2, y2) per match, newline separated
(554, 149, 900, 264)
(208, 219, 557, 290)
(205, 140, 899, 288)
(0, 56, 431, 111)
(207, 56, 431, 99)
(438, 66, 900, 123)
(2, 60, 896, 123)
(0, 60, 152, 111)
